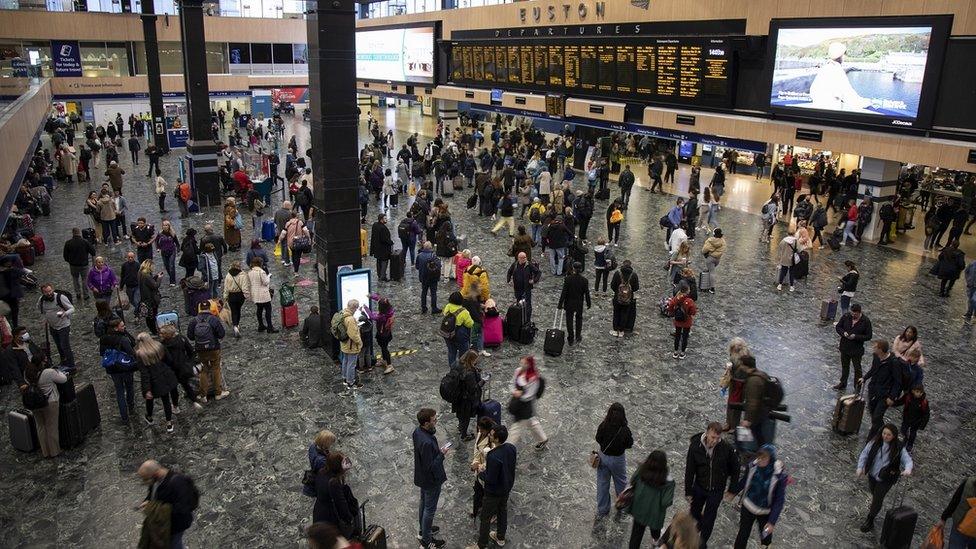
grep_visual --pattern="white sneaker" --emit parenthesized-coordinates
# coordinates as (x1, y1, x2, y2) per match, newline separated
(789, 286, 795, 292)
(172, 405, 180, 415)
(490, 532, 506, 547)
(672, 351, 680, 359)
(776, 284, 783, 291)
(193, 401, 204, 410)
(609, 330, 619, 337)
(480, 350, 491, 357)
(215, 390, 230, 400)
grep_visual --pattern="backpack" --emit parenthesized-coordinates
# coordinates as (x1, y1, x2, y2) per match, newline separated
(101, 348, 136, 371)
(500, 199, 514, 217)
(616, 273, 635, 305)
(192, 319, 217, 351)
(330, 312, 349, 342)
(438, 309, 458, 339)
(673, 297, 687, 322)
(439, 366, 463, 403)
(22, 383, 48, 410)
(426, 257, 442, 282)
(398, 218, 412, 240)
(529, 207, 541, 223)
(535, 376, 546, 399)
(761, 375, 785, 413)
(53, 291, 72, 310)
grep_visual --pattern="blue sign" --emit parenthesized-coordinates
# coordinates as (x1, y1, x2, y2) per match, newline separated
(11, 58, 28, 77)
(167, 128, 189, 149)
(50, 40, 82, 77)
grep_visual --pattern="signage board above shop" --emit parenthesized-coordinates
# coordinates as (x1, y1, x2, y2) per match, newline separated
(51, 40, 82, 77)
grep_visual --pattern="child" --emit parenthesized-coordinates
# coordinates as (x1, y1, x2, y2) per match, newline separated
(895, 384, 929, 452)
(593, 237, 612, 293)
(454, 248, 472, 286)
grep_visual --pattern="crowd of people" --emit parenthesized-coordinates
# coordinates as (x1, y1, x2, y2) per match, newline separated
(1, 107, 974, 549)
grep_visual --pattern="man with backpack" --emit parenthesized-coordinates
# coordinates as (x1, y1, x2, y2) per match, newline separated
(685, 422, 740, 549)
(331, 299, 363, 390)
(618, 164, 635, 208)
(739, 355, 783, 448)
(187, 302, 228, 401)
(506, 252, 541, 321)
(416, 242, 441, 314)
(440, 292, 474, 368)
(878, 200, 897, 245)
(37, 284, 75, 371)
(398, 212, 423, 266)
(137, 460, 200, 549)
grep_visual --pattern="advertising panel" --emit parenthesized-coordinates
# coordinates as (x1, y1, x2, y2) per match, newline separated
(356, 26, 435, 84)
(51, 40, 83, 77)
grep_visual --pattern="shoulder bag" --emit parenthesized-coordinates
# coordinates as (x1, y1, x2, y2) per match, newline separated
(588, 426, 623, 469)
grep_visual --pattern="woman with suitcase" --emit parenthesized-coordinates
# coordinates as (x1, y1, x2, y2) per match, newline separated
(856, 423, 913, 533)
(22, 355, 67, 458)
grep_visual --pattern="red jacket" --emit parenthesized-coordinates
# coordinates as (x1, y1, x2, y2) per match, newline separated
(668, 294, 698, 328)
(847, 204, 858, 222)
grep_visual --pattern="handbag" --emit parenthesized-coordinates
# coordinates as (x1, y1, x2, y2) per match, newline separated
(922, 524, 944, 549)
(589, 426, 623, 469)
(291, 235, 312, 253)
(615, 485, 634, 510)
(117, 287, 130, 310)
(302, 470, 316, 487)
(959, 498, 976, 537)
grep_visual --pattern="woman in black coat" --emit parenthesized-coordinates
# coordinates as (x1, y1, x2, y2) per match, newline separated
(178, 228, 200, 279)
(134, 332, 178, 432)
(138, 260, 164, 335)
(451, 350, 484, 441)
(159, 323, 201, 411)
(933, 239, 966, 297)
(312, 452, 360, 538)
(610, 261, 640, 337)
(435, 220, 457, 260)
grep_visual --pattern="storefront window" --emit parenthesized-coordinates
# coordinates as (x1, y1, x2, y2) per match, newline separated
(23, 42, 53, 78)
(157, 41, 184, 74)
(206, 42, 227, 73)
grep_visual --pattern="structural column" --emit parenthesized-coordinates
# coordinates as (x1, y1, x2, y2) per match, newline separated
(140, 0, 168, 154)
(857, 157, 902, 242)
(307, 0, 362, 356)
(178, 0, 220, 208)
(437, 99, 458, 135)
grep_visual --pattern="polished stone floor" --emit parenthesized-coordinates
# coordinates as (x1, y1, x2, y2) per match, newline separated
(0, 106, 973, 548)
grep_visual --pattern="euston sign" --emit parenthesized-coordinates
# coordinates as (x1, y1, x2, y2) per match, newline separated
(519, 2, 606, 24)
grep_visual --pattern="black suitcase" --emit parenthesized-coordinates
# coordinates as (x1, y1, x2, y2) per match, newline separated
(82, 227, 97, 247)
(515, 322, 537, 345)
(505, 302, 526, 338)
(880, 505, 917, 549)
(56, 375, 77, 403)
(389, 253, 404, 281)
(544, 310, 566, 357)
(76, 383, 101, 435)
(58, 399, 85, 449)
(360, 499, 387, 549)
(8, 409, 39, 452)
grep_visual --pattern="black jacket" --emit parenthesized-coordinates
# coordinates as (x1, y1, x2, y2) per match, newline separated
(863, 353, 903, 403)
(594, 421, 634, 457)
(312, 471, 356, 527)
(300, 313, 326, 348)
(62, 236, 95, 267)
(145, 471, 196, 533)
(544, 220, 572, 248)
(161, 334, 196, 379)
(835, 313, 873, 355)
(684, 432, 739, 495)
(481, 442, 517, 496)
(611, 267, 640, 301)
(369, 221, 394, 261)
(99, 330, 136, 357)
(558, 273, 592, 311)
(120, 260, 140, 289)
(139, 272, 162, 307)
(618, 169, 635, 190)
(506, 261, 540, 293)
(139, 356, 179, 397)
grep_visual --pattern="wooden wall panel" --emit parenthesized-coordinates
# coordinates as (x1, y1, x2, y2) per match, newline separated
(50, 74, 294, 96)
(565, 98, 624, 122)
(501, 92, 545, 112)
(0, 80, 52, 216)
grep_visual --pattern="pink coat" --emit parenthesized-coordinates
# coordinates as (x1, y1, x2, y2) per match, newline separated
(455, 255, 472, 286)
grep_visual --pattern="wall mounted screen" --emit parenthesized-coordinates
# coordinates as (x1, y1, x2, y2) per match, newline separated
(356, 26, 435, 84)
(767, 16, 952, 130)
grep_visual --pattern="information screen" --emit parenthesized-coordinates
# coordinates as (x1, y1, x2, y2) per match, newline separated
(450, 36, 731, 107)
(357, 26, 435, 84)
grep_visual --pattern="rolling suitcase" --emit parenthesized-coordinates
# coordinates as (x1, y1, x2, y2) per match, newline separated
(156, 311, 179, 331)
(441, 178, 454, 197)
(544, 310, 566, 357)
(281, 303, 299, 328)
(820, 299, 838, 322)
(360, 500, 387, 549)
(8, 409, 39, 452)
(453, 175, 465, 191)
(56, 376, 77, 403)
(59, 398, 85, 449)
(482, 313, 504, 348)
(831, 384, 864, 435)
(699, 270, 714, 291)
(880, 505, 917, 549)
(477, 377, 502, 426)
(389, 253, 405, 281)
(516, 322, 537, 345)
(76, 383, 101, 435)
(261, 219, 277, 242)
(504, 301, 526, 338)
(29, 235, 45, 255)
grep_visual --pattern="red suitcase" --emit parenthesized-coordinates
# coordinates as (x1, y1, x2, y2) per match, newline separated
(16, 244, 35, 267)
(483, 314, 503, 348)
(29, 235, 45, 256)
(281, 303, 299, 328)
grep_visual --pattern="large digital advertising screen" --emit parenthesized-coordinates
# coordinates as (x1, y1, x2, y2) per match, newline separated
(356, 26, 435, 84)
(767, 16, 951, 129)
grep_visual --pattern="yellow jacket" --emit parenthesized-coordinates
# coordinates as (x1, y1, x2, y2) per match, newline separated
(462, 265, 490, 302)
(360, 228, 368, 257)
(339, 311, 363, 355)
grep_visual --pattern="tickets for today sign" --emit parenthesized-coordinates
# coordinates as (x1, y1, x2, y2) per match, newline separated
(51, 40, 83, 77)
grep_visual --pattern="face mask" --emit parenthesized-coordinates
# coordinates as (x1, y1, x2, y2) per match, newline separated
(21, 333, 30, 341)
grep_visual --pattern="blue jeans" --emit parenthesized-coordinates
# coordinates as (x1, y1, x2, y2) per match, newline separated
(419, 485, 442, 544)
(840, 294, 853, 316)
(49, 325, 75, 369)
(171, 529, 185, 549)
(966, 286, 976, 319)
(531, 224, 542, 244)
(446, 327, 470, 367)
(950, 527, 976, 549)
(340, 351, 357, 384)
(110, 372, 135, 421)
(421, 282, 438, 312)
(161, 251, 177, 284)
(596, 452, 628, 516)
(842, 221, 859, 245)
(401, 237, 416, 264)
(549, 247, 567, 275)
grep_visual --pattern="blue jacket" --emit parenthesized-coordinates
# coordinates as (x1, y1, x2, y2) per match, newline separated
(415, 249, 439, 284)
(734, 459, 788, 524)
(413, 426, 447, 489)
(480, 442, 517, 496)
(303, 444, 329, 497)
(667, 205, 683, 228)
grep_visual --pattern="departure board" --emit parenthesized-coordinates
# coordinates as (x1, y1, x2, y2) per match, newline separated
(548, 45, 564, 87)
(450, 37, 732, 108)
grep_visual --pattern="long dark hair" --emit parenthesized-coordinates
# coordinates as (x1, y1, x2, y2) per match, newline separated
(637, 450, 669, 487)
(601, 402, 627, 428)
(900, 325, 918, 343)
(867, 424, 903, 481)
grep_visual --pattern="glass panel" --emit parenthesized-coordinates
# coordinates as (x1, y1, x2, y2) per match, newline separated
(271, 43, 291, 64)
(261, 0, 281, 18)
(250, 43, 271, 64)
(206, 42, 227, 73)
(105, 42, 130, 76)
(239, 0, 258, 18)
(218, 0, 240, 16)
(157, 41, 183, 74)
(0, 42, 22, 78)
(23, 42, 53, 78)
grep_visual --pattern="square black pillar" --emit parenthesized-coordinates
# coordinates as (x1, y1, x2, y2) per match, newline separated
(140, 0, 168, 154)
(178, 0, 219, 208)
(307, 0, 363, 352)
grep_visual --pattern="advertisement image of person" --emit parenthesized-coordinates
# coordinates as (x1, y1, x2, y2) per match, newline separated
(808, 42, 872, 112)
